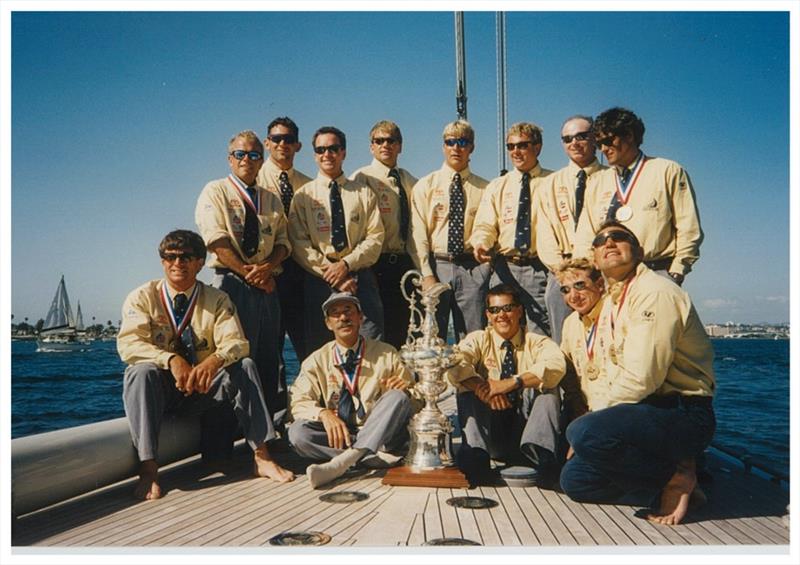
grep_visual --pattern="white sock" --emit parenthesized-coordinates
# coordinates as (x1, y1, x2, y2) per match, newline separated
(360, 450, 404, 469)
(307, 448, 366, 489)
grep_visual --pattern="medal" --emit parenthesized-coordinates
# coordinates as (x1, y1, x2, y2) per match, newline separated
(616, 205, 633, 221)
(586, 364, 599, 380)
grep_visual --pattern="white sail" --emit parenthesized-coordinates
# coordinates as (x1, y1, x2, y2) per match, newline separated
(43, 275, 75, 331)
(37, 276, 89, 351)
(75, 301, 85, 331)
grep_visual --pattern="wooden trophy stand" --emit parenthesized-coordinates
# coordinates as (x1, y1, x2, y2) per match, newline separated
(382, 465, 469, 488)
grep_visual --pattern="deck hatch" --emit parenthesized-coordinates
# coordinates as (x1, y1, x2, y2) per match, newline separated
(446, 496, 499, 509)
(267, 531, 332, 546)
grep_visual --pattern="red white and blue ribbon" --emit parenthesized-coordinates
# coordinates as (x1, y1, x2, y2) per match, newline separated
(585, 322, 597, 361)
(614, 151, 647, 205)
(227, 174, 259, 214)
(332, 336, 365, 396)
(159, 282, 200, 340)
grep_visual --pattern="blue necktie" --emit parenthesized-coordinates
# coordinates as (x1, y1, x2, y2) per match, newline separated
(278, 171, 293, 216)
(388, 168, 410, 242)
(447, 173, 465, 256)
(337, 349, 365, 425)
(173, 293, 197, 365)
(575, 169, 587, 228)
(330, 180, 348, 252)
(501, 339, 518, 404)
(242, 186, 259, 257)
(514, 172, 531, 252)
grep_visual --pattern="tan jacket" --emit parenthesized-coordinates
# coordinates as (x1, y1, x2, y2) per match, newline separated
(560, 301, 608, 411)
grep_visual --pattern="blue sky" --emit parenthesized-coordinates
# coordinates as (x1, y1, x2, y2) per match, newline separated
(6, 8, 794, 325)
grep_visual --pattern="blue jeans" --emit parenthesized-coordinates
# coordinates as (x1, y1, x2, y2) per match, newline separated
(560, 397, 715, 506)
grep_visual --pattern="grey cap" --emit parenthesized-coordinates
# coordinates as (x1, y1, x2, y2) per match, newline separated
(321, 292, 361, 315)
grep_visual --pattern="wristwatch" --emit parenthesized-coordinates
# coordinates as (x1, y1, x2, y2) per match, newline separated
(514, 376, 524, 390)
(669, 272, 685, 285)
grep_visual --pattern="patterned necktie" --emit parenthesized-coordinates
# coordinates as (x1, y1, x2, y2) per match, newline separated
(242, 186, 259, 257)
(500, 339, 516, 378)
(388, 168, 410, 242)
(447, 172, 465, 256)
(514, 172, 531, 252)
(337, 349, 365, 425)
(278, 171, 293, 216)
(329, 180, 348, 252)
(574, 169, 587, 228)
(172, 293, 197, 365)
(605, 167, 631, 221)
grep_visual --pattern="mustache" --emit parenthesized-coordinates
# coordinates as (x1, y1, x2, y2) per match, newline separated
(336, 320, 353, 329)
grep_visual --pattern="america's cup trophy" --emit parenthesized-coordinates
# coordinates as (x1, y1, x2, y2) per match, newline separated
(382, 270, 469, 487)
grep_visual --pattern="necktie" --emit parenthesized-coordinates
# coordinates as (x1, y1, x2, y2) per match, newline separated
(447, 172, 465, 256)
(620, 166, 632, 185)
(278, 171, 293, 216)
(575, 169, 587, 228)
(501, 339, 518, 404)
(388, 168, 410, 242)
(242, 186, 259, 257)
(605, 168, 630, 221)
(337, 349, 365, 425)
(330, 180, 348, 252)
(172, 293, 197, 365)
(514, 172, 531, 252)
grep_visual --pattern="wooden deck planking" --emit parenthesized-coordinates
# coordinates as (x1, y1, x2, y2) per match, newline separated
(448, 488, 483, 545)
(537, 487, 596, 545)
(466, 487, 502, 546)
(525, 487, 575, 545)
(435, 486, 464, 539)
(357, 486, 430, 545)
(479, 486, 522, 546)
(422, 488, 444, 542)
(406, 510, 425, 546)
(493, 487, 541, 545)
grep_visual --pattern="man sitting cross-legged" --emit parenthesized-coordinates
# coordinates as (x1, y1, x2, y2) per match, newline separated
(118, 229, 294, 500)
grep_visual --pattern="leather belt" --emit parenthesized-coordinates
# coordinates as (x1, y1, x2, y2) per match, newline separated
(498, 254, 545, 269)
(379, 252, 409, 265)
(433, 252, 475, 263)
(644, 257, 674, 271)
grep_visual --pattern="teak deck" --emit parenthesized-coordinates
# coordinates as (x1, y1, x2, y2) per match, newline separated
(12, 446, 789, 548)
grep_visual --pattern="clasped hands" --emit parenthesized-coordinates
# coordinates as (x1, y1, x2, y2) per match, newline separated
(170, 353, 224, 396)
(474, 375, 523, 411)
(322, 260, 357, 293)
(243, 262, 276, 292)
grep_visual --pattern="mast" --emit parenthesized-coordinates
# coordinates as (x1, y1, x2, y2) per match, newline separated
(496, 11, 508, 175)
(454, 12, 467, 120)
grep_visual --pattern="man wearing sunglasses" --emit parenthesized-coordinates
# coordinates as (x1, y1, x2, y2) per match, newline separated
(289, 126, 385, 356)
(256, 117, 312, 368)
(195, 130, 292, 456)
(560, 221, 715, 526)
(350, 120, 418, 349)
(537, 116, 607, 346)
(119, 230, 295, 501)
(573, 107, 703, 286)
(448, 284, 566, 486)
(411, 119, 489, 341)
(471, 122, 552, 338)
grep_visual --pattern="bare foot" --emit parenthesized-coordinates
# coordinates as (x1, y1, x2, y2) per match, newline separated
(647, 460, 696, 525)
(134, 460, 162, 501)
(254, 445, 295, 483)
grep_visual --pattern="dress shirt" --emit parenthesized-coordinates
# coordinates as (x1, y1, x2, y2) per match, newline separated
(256, 157, 313, 200)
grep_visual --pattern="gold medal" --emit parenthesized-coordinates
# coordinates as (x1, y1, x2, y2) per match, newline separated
(586, 364, 599, 381)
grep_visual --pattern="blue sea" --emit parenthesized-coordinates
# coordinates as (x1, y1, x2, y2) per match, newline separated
(10, 338, 790, 476)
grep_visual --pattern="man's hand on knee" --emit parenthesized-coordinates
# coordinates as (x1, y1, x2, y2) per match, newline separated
(189, 354, 224, 394)
(169, 355, 192, 394)
(319, 409, 352, 450)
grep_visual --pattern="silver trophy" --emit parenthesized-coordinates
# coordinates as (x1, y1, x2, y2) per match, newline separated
(398, 270, 458, 470)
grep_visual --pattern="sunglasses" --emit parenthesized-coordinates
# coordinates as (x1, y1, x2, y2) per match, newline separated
(596, 135, 617, 147)
(559, 280, 591, 295)
(372, 137, 398, 146)
(486, 303, 518, 314)
(314, 144, 343, 155)
(268, 133, 298, 145)
(505, 141, 534, 151)
(561, 131, 592, 144)
(592, 230, 638, 248)
(229, 150, 263, 161)
(444, 138, 471, 148)
(161, 252, 195, 263)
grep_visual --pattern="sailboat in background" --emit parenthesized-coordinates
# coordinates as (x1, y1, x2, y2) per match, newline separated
(36, 276, 91, 352)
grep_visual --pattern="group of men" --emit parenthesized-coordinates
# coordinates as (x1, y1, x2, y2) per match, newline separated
(117, 107, 715, 526)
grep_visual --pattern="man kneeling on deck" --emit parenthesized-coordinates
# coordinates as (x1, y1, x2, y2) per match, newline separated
(448, 284, 566, 487)
(288, 292, 415, 489)
(118, 229, 294, 500)
(560, 221, 715, 525)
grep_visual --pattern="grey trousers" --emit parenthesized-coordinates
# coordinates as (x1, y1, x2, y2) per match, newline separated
(456, 387, 561, 470)
(544, 272, 573, 346)
(213, 271, 284, 422)
(304, 268, 384, 355)
(490, 256, 549, 336)
(433, 257, 492, 342)
(122, 359, 275, 462)
(287, 389, 412, 461)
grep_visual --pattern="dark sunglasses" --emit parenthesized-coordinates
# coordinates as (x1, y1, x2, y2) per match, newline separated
(314, 144, 343, 155)
(559, 280, 590, 295)
(161, 252, 195, 263)
(229, 150, 263, 161)
(561, 131, 592, 144)
(268, 133, 297, 145)
(505, 141, 534, 151)
(444, 137, 471, 148)
(592, 230, 637, 248)
(372, 137, 398, 146)
(596, 135, 617, 147)
(486, 303, 518, 314)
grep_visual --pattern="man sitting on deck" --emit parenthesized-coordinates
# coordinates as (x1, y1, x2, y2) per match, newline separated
(118, 229, 294, 500)
(448, 284, 566, 487)
(559, 221, 715, 525)
(288, 292, 415, 489)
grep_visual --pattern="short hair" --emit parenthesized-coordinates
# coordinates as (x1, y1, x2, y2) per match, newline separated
(555, 257, 601, 283)
(370, 120, 403, 143)
(561, 114, 594, 131)
(593, 107, 645, 146)
(159, 230, 207, 260)
(442, 119, 474, 144)
(312, 126, 346, 149)
(485, 284, 521, 308)
(267, 116, 299, 138)
(228, 130, 264, 154)
(507, 122, 543, 145)
(595, 220, 642, 250)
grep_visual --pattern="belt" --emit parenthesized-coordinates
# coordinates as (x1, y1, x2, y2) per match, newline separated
(643, 394, 713, 409)
(498, 254, 545, 268)
(644, 257, 674, 271)
(214, 267, 234, 275)
(379, 252, 410, 265)
(433, 252, 475, 264)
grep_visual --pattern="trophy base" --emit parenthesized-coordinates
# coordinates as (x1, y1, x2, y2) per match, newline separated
(381, 465, 470, 488)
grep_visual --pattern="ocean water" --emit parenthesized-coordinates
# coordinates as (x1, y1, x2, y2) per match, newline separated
(9, 338, 791, 475)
